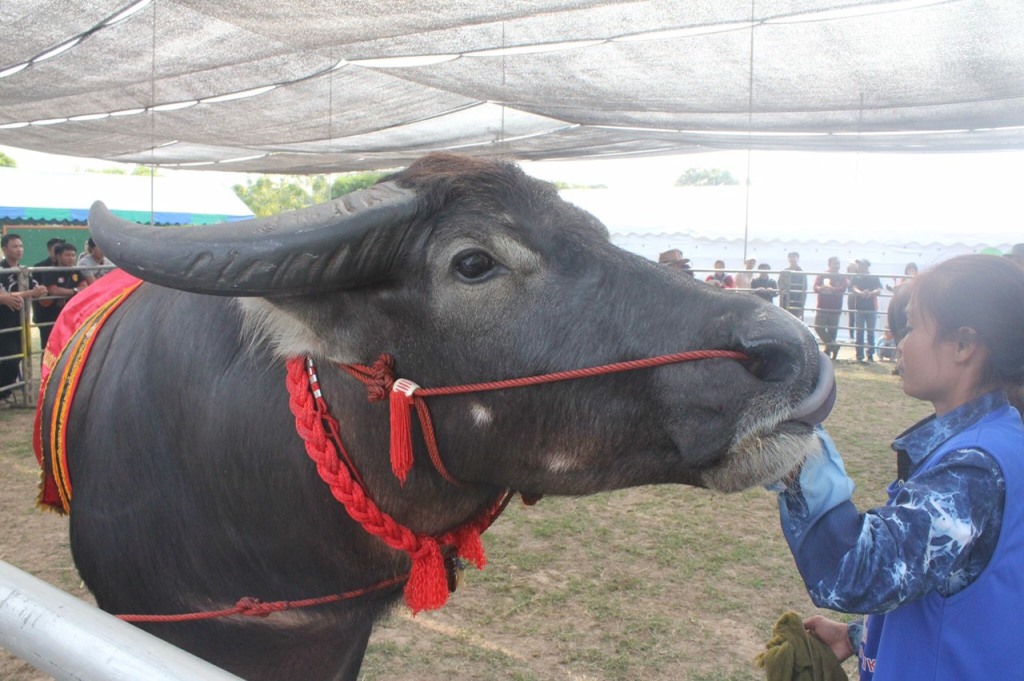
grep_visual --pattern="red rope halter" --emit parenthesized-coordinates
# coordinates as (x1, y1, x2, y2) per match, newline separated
(339, 350, 749, 485)
(115, 347, 748, 621)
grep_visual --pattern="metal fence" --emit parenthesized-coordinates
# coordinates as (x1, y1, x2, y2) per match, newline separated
(691, 266, 904, 362)
(0, 561, 244, 681)
(0, 264, 116, 407)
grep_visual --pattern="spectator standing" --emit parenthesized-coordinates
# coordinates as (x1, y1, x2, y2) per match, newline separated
(77, 237, 112, 284)
(705, 259, 735, 289)
(31, 238, 65, 349)
(0, 234, 48, 403)
(749, 263, 778, 302)
(779, 251, 807, 320)
(813, 256, 848, 360)
(850, 258, 883, 362)
(887, 262, 917, 294)
(735, 258, 757, 291)
(845, 261, 859, 340)
(658, 249, 694, 277)
(35, 242, 87, 351)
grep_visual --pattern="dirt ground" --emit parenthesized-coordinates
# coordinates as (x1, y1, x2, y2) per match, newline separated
(0, 408, 94, 680)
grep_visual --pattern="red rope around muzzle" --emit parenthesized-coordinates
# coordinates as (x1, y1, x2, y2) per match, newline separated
(340, 349, 750, 486)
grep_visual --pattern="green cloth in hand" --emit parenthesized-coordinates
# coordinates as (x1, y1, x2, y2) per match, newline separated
(754, 611, 848, 681)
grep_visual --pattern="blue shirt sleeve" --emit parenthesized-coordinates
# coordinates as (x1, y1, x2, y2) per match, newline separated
(778, 435, 1005, 614)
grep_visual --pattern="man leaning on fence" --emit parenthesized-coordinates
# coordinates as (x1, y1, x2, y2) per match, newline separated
(813, 256, 848, 361)
(35, 242, 88, 353)
(0, 234, 48, 405)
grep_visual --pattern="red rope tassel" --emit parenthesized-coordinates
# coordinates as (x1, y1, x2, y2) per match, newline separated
(405, 539, 449, 613)
(450, 527, 486, 570)
(389, 378, 419, 484)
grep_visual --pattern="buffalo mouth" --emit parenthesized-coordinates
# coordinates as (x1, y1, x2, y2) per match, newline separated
(699, 352, 836, 492)
(786, 354, 836, 427)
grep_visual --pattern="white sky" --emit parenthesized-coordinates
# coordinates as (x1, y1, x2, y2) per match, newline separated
(3, 144, 1023, 243)
(7, 144, 1024, 191)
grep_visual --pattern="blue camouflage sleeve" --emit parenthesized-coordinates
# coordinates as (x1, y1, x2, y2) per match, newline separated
(780, 443, 1004, 614)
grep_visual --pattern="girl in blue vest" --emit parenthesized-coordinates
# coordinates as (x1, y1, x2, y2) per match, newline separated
(775, 254, 1024, 680)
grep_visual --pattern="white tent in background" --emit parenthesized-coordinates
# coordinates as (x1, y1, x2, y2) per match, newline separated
(560, 184, 1020, 276)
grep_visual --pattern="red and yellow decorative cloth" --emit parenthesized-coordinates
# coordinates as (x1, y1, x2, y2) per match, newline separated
(33, 269, 143, 513)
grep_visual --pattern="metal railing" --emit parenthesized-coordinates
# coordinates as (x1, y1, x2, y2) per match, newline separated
(0, 561, 244, 681)
(691, 266, 904, 361)
(0, 264, 116, 407)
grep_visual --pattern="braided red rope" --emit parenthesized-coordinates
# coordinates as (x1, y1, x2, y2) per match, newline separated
(288, 358, 507, 613)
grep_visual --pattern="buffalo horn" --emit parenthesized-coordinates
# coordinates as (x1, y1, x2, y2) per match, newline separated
(87, 182, 418, 296)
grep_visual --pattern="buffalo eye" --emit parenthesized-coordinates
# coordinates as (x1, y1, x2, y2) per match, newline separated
(453, 249, 497, 281)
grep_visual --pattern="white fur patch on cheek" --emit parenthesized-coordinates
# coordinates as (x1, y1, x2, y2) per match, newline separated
(470, 402, 493, 428)
(544, 451, 582, 474)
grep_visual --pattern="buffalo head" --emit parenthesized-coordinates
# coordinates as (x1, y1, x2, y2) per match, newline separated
(89, 154, 831, 499)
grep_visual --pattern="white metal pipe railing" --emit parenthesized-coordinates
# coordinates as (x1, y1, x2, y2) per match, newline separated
(0, 561, 244, 681)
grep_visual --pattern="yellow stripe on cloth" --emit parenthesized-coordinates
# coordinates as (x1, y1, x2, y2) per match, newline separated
(37, 275, 142, 513)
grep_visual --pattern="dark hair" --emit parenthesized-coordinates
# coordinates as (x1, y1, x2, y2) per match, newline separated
(46, 238, 66, 248)
(788, 251, 799, 258)
(54, 242, 77, 256)
(758, 263, 772, 270)
(86, 237, 96, 249)
(910, 254, 1024, 387)
(1, 233, 22, 248)
(887, 281, 912, 342)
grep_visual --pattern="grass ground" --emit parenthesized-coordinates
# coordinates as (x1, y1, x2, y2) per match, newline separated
(0, 359, 930, 680)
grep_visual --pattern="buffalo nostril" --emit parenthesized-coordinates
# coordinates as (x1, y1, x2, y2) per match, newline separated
(739, 342, 802, 383)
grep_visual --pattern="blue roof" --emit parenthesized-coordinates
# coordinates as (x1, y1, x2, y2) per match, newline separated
(0, 169, 253, 225)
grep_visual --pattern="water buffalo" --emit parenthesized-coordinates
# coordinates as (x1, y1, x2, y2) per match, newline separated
(40, 154, 833, 680)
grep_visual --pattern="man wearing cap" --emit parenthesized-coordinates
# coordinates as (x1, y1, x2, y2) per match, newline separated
(850, 258, 882, 362)
(658, 249, 694, 277)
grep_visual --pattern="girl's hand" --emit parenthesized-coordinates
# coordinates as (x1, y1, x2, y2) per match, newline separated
(803, 615, 854, 662)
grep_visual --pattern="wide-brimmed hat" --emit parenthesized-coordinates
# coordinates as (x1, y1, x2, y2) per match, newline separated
(658, 249, 691, 267)
(659, 248, 683, 263)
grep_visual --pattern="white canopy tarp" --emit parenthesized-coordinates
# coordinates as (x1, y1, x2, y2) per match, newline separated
(2, 0, 1024, 173)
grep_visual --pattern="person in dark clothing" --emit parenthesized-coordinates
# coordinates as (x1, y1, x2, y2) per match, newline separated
(34, 241, 86, 352)
(813, 256, 849, 360)
(850, 259, 882, 362)
(0, 234, 48, 402)
(779, 251, 807, 320)
(750, 263, 779, 303)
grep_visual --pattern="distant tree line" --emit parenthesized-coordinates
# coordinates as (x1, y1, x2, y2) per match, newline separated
(233, 172, 388, 217)
(674, 168, 739, 186)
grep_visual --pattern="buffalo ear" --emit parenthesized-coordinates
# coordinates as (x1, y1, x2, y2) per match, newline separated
(88, 182, 418, 297)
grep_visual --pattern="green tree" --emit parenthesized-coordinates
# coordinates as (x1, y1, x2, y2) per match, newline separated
(330, 172, 387, 198)
(552, 181, 607, 190)
(674, 168, 739, 186)
(233, 177, 311, 217)
(86, 165, 159, 176)
(0, 152, 16, 168)
(233, 171, 393, 217)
